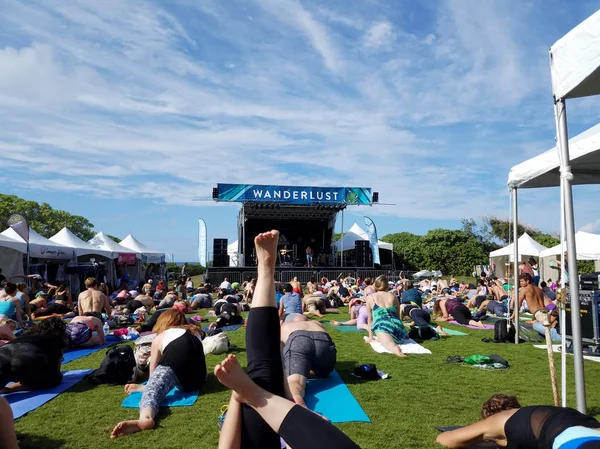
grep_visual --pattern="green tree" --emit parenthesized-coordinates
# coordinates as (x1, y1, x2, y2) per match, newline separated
(107, 234, 121, 243)
(332, 232, 345, 243)
(420, 229, 488, 276)
(380, 232, 424, 270)
(0, 194, 95, 240)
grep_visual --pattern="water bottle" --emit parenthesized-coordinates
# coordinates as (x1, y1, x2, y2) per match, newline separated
(103, 321, 110, 336)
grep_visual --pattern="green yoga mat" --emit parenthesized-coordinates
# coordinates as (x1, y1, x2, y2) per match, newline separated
(433, 326, 468, 336)
(324, 322, 366, 333)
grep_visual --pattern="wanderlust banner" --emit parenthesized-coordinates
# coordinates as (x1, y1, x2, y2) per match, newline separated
(364, 216, 381, 266)
(198, 218, 207, 267)
(217, 184, 372, 205)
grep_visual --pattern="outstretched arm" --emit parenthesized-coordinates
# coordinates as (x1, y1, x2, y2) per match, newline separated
(435, 413, 508, 448)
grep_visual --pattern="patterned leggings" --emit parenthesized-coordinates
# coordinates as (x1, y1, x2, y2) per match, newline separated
(139, 365, 176, 413)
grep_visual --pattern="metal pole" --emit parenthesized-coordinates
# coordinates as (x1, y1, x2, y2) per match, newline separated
(559, 160, 568, 408)
(341, 209, 344, 267)
(512, 188, 520, 343)
(556, 98, 586, 413)
(242, 210, 246, 267)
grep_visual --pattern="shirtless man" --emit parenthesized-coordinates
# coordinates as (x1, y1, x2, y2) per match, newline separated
(78, 277, 112, 320)
(514, 273, 551, 326)
(134, 291, 154, 308)
(306, 246, 313, 267)
(290, 277, 302, 295)
(281, 315, 336, 407)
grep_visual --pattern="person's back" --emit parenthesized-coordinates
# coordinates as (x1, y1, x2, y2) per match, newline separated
(78, 278, 111, 318)
(281, 318, 327, 341)
(401, 288, 422, 306)
(281, 292, 302, 314)
(370, 290, 396, 310)
(136, 294, 154, 307)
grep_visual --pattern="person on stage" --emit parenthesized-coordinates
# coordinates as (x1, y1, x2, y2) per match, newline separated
(306, 246, 313, 267)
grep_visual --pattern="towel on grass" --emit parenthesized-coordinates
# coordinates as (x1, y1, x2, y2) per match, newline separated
(3, 369, 93, 419)
(363, 336, 432, 354)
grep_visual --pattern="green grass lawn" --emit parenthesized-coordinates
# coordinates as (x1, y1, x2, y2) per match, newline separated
(13, 310, 600, 449)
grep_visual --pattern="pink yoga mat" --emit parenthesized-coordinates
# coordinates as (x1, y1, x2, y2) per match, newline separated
(448, 321, 494, 330)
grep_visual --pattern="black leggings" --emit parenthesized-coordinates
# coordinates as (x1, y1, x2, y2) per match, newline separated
(409, 309, 431, 327)
(139, 308, 170, 333)
(452, 305, 473, 325)
(242, 307, 360, 449)
(35, 302, 70, 316)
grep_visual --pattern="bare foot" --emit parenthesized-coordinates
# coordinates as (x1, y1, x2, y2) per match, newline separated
(124, 384, 144, 394)
(330, 320, 341, 326)
(110, 418, 154, 439)
(395, 348, 407, 358)
(436, 325, 449, 336)
(214, 354, 265, 407)
(254, 230, 279, 271)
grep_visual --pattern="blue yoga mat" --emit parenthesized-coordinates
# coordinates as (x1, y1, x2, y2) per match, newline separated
(305, 370, 370, 423)
(324, 322, 366, 333)
(122, 383, 199, 408)
(61, 339, 119, 364)
(202, 323, 243, 333)
(3, 369, 93, 419)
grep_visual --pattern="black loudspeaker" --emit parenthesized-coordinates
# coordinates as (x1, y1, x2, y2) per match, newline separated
(565, 290, 600, 344)
(213, 254, 230, 267)
(213, 238, 228, 256)
(355, 241, 373, 267)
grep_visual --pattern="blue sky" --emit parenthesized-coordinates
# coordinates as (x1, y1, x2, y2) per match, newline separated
(1, 0, 600, 262)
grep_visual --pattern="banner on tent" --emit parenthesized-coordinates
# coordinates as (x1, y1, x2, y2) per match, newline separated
(117, 253, 137, 265)
(142, 255, 165, 264)
(198, 218, 207, 267)
(364, 216, 381, 265)
(217, 184, 372, 205)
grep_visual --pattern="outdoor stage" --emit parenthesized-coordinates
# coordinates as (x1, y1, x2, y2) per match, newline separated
(203, 183, 395, 283)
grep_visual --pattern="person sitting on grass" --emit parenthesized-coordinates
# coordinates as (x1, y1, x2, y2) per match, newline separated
(65, 315, 106, 348)
(78, 277, 112, 321)
(433, 297, 485, 328)
(279, 283, 302, 321)
(281, 314, 336, 408)
(111, 309, 207, 439)
(217, 230, 361, 449)
(330, 297, 369, 331)
(0, 317, 67, 394)
(365, 275, 408, 358)
(436, 393, 600, 448)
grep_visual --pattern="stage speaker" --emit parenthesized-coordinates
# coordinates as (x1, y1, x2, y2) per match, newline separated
(565, 290, 600, 344)
(355, 240, 373, 267)
(213, 254, 230, 267)
(213, 238, 228, 256)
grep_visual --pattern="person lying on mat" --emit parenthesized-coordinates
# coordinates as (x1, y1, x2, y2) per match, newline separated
(208, 298, 243, 331)
(399, 304, 448, 336)
(0, 317, 67, 394)
(302, 293, 327, 319)
(217, 230, 361, 449)
(78, 277, 112, 321)
(436, 393, 600, 448)
(476, 298, 508, 317)
(111, 309, 207, 439)
(330, 297, 369, 331)
(65, 316, 106, 348)
(433, 297, 485, 328)
(31, 290, 75, 320)
(281, 315, 337, 408)
(365, 275, 408, 357)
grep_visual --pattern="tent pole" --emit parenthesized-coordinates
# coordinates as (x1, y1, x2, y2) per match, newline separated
(341, 209, 344, 267)
(512, 188, 520, 343)
(556, 98, 586, 413)
(559, 149, 567, 408)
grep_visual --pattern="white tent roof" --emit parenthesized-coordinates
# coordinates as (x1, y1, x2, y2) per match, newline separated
(508, 122, 600, 189)
(1, 227, 74, 259)
(227, 240, 238, 253)
(120, 234, 164, 263)
(539, 231, 600, 260)
(333, 223, 393, 252)
(550, 9, 600, 100)
(89, 232, 139, 258)
(0, 233, 27, 253)
(50, 227, 114, 258)
(489, 233, 548, 258)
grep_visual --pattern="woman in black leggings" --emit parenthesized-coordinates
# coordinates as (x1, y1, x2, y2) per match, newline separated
(216, 230, 360, 449)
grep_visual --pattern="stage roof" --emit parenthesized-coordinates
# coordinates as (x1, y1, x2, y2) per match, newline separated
(241, 203, 345, 220)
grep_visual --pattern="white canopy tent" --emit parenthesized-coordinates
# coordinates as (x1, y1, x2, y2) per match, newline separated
(489, 233, 548, 279)
(120, 235, 165, 264)
(333, 223, 393, 252)
(89, 232, 140, 260)
(227, 240, 241, 267)
(505, 9, 600, 413)
(0, 233, 27, 279)
(1, 227, 74, 259)
(50, 227, 114, 259)
(539, 231, 600, 260)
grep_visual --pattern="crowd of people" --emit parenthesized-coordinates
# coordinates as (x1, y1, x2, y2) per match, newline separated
(0, 235, 596, 448)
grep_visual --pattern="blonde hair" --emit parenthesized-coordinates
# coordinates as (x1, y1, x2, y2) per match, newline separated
(374, 275, 389, 292)
(84, 277, 97, 289)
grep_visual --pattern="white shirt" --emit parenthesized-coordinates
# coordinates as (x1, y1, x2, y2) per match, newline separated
(220, 281, 232, 290)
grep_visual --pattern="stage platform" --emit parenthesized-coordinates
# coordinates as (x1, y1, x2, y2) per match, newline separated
(205, 266, 400, 284)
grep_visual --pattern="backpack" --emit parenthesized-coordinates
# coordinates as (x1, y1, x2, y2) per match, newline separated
(408, 326, 439, 341)
(327, 293, 343, 308)
(351, 363, 381, 380)
(90, 345, 137, 385)
(493, 320, 516, 343)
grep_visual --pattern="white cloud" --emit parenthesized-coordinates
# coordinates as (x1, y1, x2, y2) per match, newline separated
(363, 21, 395, 49)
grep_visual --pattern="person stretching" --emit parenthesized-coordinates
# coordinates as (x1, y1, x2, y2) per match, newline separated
(78, 277, 112, 321)
(365, 275, 408, 358)
(436, 393, 600, 448)
(514, 273, 553, 327)
(111, 309, 207, 438)
(216, 230, 360, 449)
(433, 297, 485, 328)
(281, 315, 336, 408)
(330, 298, 369, 331)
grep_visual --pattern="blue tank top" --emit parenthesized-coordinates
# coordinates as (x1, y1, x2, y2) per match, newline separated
(15, 291, 25, 309)
(0, 299, 16, 317)
(281, 293, 302, 314)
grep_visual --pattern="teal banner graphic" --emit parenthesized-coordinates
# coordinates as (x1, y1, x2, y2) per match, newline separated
(217, 184, 372, 205)
(364, 216, 381, 266)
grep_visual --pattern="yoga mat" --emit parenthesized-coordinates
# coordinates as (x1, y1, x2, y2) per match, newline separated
(448, 321, 494, 330)
(364, 336, 432, 354)
(533, 345, 600, 364)
(431, 325, 468, 336)
(325, 322, 366, 333)
(122, 384, 199, 408)
(435, 426, 499, 448)
(202, 323, 243, 333)
(62, 340, 118, 364)
(305, 370, 369, 423)
(3, 369, 93, 419)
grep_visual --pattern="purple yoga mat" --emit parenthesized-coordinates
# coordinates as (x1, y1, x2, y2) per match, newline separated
(448, 321, 494, 330)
